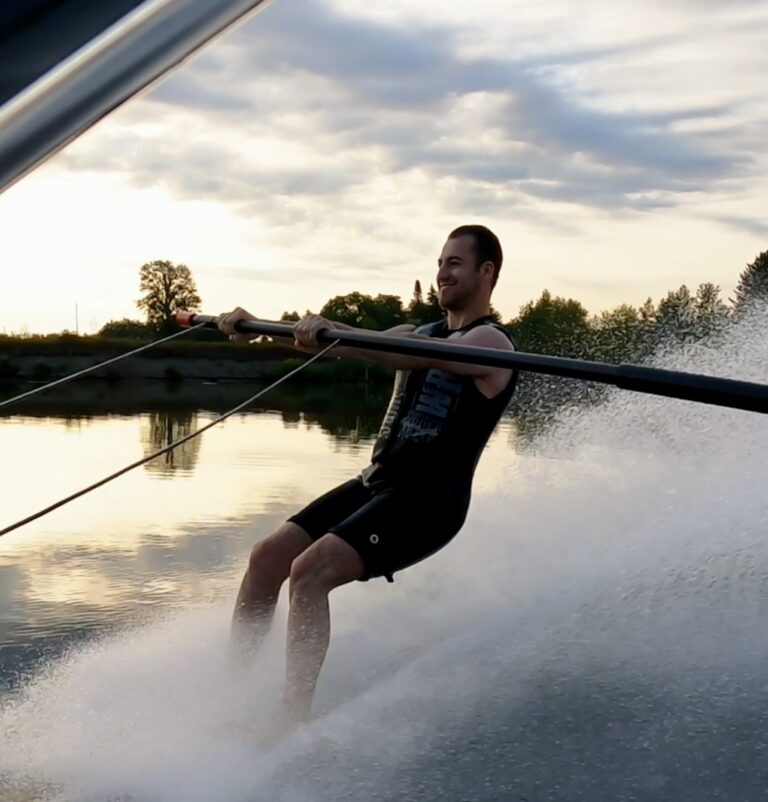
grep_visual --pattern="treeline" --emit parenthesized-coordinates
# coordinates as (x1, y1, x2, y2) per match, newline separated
(85, 251, 765, 363)
(503, 251, 767, 421)
(283, 251, 767, 421)
(284, 251, 768, 366)
(4, 251, 765, 383)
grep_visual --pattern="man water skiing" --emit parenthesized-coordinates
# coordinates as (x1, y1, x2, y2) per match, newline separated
(217, 225, 517, 731)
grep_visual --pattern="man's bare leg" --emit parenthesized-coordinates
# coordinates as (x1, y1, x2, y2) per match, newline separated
(282, 534, 365, 723)
(230, 523, 313, 654)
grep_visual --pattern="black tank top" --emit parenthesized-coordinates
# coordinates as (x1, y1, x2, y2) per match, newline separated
(361, 315, 517, 493)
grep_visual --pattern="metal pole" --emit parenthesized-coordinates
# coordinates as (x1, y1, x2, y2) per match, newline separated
(0, 0, 274, 194)
(178, 312, 768, 416)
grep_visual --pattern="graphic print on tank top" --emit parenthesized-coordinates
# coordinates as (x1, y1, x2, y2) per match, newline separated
(397, 367, 463, 442)
(372, 324, 464, 452)
(367, 316, 517, 487)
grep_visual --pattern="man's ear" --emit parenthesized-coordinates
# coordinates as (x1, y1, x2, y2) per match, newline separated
(480, 260, 494, 280)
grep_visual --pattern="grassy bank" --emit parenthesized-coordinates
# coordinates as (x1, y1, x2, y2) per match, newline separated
(0, 333, 395, 384)
(0, 333, 291, 359)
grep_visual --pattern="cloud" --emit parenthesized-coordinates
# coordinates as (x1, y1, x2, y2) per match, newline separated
(55, 0, 756, 221)
(714, 215, 768, 237)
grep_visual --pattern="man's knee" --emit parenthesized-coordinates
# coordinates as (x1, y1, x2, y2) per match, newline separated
(289, 534, 364, 596)
(248, 522, 312, 583)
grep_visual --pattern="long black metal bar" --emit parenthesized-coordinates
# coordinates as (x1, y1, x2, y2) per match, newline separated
(0, 0, 273, 194)
(180, 313, 768, 415)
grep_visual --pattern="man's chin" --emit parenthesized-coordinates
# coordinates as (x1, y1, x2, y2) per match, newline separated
(439, 296, 462, 311)
(438, 291, 453, 310)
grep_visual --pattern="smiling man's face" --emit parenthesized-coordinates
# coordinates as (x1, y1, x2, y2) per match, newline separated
(436, 234, 487, 311)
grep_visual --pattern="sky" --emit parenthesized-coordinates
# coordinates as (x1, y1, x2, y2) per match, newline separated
(0, 0, 766, 335)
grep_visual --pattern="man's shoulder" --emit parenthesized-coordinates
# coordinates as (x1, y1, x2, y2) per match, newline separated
(485, 319, 516, 346)
(461, 321, 516, 350)
(414, 320, 446, 336)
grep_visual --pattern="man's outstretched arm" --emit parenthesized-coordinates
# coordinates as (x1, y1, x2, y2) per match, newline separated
(216, 308, 414, 356)
(216, 308, 513, 381)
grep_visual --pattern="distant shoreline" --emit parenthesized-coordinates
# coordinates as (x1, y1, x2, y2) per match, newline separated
(0, 334, 392, 384)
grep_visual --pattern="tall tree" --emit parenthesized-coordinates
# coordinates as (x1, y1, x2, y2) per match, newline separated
(510, 290, 590, 357)
(732, 250, 768, 312)
(590, 304, 641, 362)
(631, 296, 661, 358)
(137, 260, 201, 331)
(141, 411, 201, 472)
(638, 297, 656, 323)
(693, 282, 729, 335)
(655, 285, 696, 341)
(406, 280, 430, 326)
(423, 284, 445, 323)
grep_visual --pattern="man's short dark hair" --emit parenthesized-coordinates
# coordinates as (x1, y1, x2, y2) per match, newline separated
(448, 225, 503, 287)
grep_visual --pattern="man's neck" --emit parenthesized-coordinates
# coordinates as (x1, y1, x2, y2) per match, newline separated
(446, 302, 491, 331)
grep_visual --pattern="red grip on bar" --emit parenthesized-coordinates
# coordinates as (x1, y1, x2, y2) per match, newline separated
(176, 312, 196, 328)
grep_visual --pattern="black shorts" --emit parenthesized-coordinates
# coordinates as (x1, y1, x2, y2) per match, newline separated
(286, 477, 468, 582)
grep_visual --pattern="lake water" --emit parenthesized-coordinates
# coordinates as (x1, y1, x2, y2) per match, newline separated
(2, 318, 768, 802)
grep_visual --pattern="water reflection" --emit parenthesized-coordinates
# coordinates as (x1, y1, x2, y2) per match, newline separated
(141, 410, 201, 473)
(1, 378, 393, 442)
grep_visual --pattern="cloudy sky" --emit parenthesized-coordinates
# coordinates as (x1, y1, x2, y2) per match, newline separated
(1, 0, 766, 334)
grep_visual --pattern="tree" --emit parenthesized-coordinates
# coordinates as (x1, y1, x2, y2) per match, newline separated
(320, 292, 405, 329)
(136, 260, 201, 331)
(422, 284, 444, 323)
(281, 311, 300, 321)
(590, 304, 641, 362)
(321, 292, 375, 328)
(732, 250, 768, 312)
(510, 290, 590, 357)
(368, 294, 406, 329)
(141, 411, 201, 472)
(406, 280, 430, 326)
(655, 285, 696, 341)
(639, 297, 656, 323)
(98, 318, 153, 339)
(693, 282, 729, 335)
(630, 296, 661, 359)
(488, 303, 502, 324)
